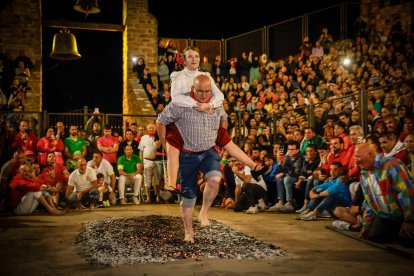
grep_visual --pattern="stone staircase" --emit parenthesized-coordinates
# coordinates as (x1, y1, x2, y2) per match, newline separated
(125, 78, 157, 127)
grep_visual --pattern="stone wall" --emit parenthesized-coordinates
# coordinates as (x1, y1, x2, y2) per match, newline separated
(0, 0, 42, 112)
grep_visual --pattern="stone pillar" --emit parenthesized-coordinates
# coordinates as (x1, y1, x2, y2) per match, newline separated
(123, 0, 158, 126)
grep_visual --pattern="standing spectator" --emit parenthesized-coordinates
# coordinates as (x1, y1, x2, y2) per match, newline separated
(64, 125, 87, 173)
(11, 120, 37, 153)
(55, 121, 68, 142)
(14, 61, 30, 87)
(97, 125, 120, 175)
(36, 127, 64, 166)
(118, 128, 139, 157)
(157, 59, 170, 89)
(133, 57, 146, 80)
(200, 56, 212, 73)
(139, 122, 162, 203)
(14, 49, 33, 70)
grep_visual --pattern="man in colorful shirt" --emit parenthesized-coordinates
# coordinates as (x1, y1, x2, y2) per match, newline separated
(354, 142, 414, 246)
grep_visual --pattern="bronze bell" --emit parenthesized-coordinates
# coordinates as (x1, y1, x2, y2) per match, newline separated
(49, 29, 81, 60)
(73, 0, 100, 16)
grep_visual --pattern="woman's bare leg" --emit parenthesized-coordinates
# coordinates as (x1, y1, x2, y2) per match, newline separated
(166, 142, 179, 190)
(223, 141, 257, 169)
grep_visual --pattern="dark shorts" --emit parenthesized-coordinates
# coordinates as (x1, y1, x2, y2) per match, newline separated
(179, 148, 222, 199)
(166, 123, 231, 150)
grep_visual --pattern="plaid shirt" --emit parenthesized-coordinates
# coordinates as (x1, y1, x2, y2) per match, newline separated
(360, 154, 414, 228)
(157, 101, 226, 152)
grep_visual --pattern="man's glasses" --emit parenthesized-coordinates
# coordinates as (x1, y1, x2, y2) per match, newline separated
(196, 89, 211, 94)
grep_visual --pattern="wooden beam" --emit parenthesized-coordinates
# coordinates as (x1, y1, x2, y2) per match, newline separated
(42, 20, 124, 32)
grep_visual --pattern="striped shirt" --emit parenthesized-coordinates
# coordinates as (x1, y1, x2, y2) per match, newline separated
(157, 100, 227, 152)
(360, 154, 414, 228)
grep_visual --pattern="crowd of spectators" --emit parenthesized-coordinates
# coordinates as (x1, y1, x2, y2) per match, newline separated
(1, 16, 413, 246)
(0, 49, 33, 112)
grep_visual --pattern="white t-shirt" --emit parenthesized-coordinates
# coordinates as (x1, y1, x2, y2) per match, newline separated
(138, 135, 157, 160)
(87, 159, 114, 185)
(234, 166, 267, 191)
(68, 166, 97, 192)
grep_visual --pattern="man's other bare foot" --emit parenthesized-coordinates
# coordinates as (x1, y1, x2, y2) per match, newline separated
(184, 233, 194, 243)
(198, 215, 210, 227)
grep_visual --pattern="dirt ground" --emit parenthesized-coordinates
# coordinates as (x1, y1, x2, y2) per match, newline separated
(0, 204, 413, 276)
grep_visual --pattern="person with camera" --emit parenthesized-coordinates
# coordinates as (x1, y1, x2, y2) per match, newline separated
(269, 140, 305, 212)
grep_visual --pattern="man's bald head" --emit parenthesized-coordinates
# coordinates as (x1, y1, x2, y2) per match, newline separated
(354, 142, 377, 171)
(192, 75, 212, 103)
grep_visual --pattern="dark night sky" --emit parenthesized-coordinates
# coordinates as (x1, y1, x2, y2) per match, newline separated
(149, 0, 348, 39)
(40, 0, 349, 113)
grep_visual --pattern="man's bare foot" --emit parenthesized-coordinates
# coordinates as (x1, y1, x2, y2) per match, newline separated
(76, 203, 86, 210)
(184, 233, 194, 243)
(50, 209, 64, 215)
(90, 204, 95, 212)
(198, 215, 210, 227)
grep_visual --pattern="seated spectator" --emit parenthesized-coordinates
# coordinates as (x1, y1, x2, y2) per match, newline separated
(0, 149, 28, 211)
(299, 162, 350, 221)
(65, 158, 99, 211)
(44, 152, 69, 201)
(231, 160, 267, 214)
(379, 131, 408, 165)
(354, 143, 414, 247)
(36, 165, 61, 209)
(117, 144, 143, 205)
(262, 154, 279, 206)
(14, 61, 30, 87)
(9, 164, 63, 215)
(87, 151, 117, 205)
(295, 144, 321, 213)
(269, 141, 305, 212)
(404, 133, 414, 176)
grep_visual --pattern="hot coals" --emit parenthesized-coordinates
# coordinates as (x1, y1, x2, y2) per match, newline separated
(76, 215, 286, 266)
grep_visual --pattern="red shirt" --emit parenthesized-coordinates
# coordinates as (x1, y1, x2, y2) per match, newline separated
(36, 137, 64, 165)
(12, 132, 37, 152)
(9, 174, 41, 211)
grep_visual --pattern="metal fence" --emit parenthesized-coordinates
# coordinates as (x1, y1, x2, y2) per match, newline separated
(160, 2, 360, 63)
(2, 78, 412, 140)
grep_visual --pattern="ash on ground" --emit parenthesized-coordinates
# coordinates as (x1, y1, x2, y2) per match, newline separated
(75, 215, 286, 267)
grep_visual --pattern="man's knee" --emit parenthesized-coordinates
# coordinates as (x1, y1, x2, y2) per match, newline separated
(180, 197, 196, 208)
(205, 171, 222, 184)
